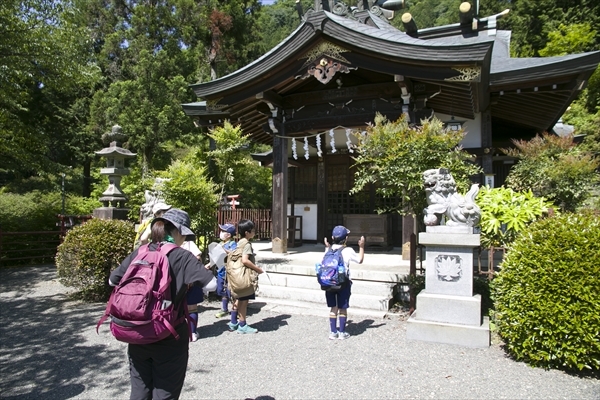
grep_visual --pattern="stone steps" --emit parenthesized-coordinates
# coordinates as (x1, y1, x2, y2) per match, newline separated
(249, 241, 410, 316)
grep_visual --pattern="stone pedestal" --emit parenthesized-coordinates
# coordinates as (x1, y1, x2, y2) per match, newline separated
(93, 207, 130, 221)
(407, 225, 490, 348)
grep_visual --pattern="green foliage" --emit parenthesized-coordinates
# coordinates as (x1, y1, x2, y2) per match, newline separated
(0, 191, 62, 232)
(207, 121, 272, 208)
(476, 186, 553, 248)
(564, 101, 600, 156)
(56, 218, 133, 301)
(539, 23, 596, 57)
(504, 133, 600, 212)
(256, 0, 308, 52)
(0, 0, 100, 180)
(505, 0, 600, 58)
(160, 160, 219, 240)
(352, 113, 481, 216)
(492, 212, 600, 371)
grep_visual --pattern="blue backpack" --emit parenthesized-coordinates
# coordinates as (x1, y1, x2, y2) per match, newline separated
(316, 247, 347, 291)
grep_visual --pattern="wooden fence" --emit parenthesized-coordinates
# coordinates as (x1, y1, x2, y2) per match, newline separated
(0, 215, 92, 267)
(216, 208, 271, 240)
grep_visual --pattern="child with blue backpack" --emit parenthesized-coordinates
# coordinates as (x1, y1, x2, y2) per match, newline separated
(322, 225, 365, 340)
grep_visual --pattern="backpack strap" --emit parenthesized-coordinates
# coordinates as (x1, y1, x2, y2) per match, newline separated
(157, 242, 177, 256)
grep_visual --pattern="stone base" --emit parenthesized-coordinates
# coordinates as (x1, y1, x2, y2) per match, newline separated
(406, 312, 490, 348)
(271, 237, 287, 254)
(416, 292, 482, 326)
(93, 207, 129, 220)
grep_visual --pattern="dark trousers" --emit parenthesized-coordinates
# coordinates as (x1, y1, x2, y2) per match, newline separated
(127, 323, 189, 400)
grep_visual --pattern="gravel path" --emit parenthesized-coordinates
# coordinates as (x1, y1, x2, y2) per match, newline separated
(1, 265, 598, 400)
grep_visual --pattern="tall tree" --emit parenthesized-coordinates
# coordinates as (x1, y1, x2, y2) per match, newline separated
(0, 0, 99, 185)
(79, 0, 264, 174)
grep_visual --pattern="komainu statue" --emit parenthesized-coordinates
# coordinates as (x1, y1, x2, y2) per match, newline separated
(423, 168, 481, 227)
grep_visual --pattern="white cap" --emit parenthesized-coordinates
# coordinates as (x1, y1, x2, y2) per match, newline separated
(152, 202, 172, 215)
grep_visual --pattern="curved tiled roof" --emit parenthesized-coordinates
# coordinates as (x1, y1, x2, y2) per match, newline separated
(185, 9, 600, 135)
(190, 10, 493, 99)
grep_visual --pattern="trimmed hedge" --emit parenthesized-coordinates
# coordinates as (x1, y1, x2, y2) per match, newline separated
(492, 212, 600, 371)
(56, 218, 134, 301)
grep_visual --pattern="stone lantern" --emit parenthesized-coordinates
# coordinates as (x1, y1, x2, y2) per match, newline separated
(93, 124, 136, 220)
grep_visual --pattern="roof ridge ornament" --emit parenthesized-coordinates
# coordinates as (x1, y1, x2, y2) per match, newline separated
(297, 41, 357, 85)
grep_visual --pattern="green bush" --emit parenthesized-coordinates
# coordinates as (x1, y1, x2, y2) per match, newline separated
(56, 218, 134, 301)
(477, 186, 554, 248)
(0, 191, 62, 232)
(491, 212, 600, 371)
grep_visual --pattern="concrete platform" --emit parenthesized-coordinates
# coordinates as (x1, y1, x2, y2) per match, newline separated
(250, 241, 411, 316)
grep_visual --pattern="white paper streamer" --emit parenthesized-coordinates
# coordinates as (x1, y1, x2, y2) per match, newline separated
(316, 134, 322, 157)
(292, 139, 298, 160)
(329, 128, 336, 153)
(304, 137, 309, 160)
(345, 128, 353, 153)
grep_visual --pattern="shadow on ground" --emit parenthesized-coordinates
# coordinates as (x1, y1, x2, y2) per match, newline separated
(0, 266, 128, 399)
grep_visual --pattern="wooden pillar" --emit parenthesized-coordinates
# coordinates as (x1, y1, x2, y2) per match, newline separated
(272, 131, 288, 253)
(317, 158, 327, 243)
(481, 109, 493, 175)
(401, 214, 415, 260)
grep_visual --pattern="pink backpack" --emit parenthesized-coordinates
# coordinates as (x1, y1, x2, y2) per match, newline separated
(96, 243, 187, 344)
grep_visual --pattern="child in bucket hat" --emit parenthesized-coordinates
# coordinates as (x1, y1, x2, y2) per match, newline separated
(323, 225, 365, 340)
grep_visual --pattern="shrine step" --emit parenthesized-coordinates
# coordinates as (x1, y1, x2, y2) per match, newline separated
(259, 272, 395, 297)
(261, 262, 408, 284)
(257, 285, 393, 312)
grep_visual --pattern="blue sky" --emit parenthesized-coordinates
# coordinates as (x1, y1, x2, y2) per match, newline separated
(260, 0, 277, 4)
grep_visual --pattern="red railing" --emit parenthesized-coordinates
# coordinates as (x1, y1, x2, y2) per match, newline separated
(216, 208, 272, 240)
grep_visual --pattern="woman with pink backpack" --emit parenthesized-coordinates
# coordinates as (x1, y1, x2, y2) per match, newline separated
(106, 209, 216, 400)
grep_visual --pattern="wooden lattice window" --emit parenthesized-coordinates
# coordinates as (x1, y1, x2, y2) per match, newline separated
(291, 165, 317, 201)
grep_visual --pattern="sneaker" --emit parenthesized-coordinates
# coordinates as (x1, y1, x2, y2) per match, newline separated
(227, 322, 239, 332)
(236, 324, 258, 334)
(338, 331, 350, 340)
(191, 332, 199, 342)
(328, 331, 339, 340)
(215, 310, 229, 318)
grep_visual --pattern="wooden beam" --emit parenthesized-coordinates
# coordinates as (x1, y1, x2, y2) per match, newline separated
(256, 90, 283, 110)
(481, 109, 493, 174)
(271, 121, 288, 253)
(281, 82, 404, 109)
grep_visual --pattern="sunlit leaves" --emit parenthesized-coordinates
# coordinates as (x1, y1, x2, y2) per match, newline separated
(492, 212, 600, 371)
(504, 133, 600, 212)
(351, 113, 481, 216)
(477, 186, 554, 248)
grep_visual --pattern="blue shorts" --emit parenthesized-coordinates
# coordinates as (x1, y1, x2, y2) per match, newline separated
(325, 281, 351, 309)
(186, 285, 204, 305)
(216, 275, 230, 298)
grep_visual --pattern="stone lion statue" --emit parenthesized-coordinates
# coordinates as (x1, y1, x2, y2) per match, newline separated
(423, 168, 481, 227)
(139, 178, 171, 221)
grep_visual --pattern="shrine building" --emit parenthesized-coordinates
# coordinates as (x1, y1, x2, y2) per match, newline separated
(183, 1, 600, 253)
